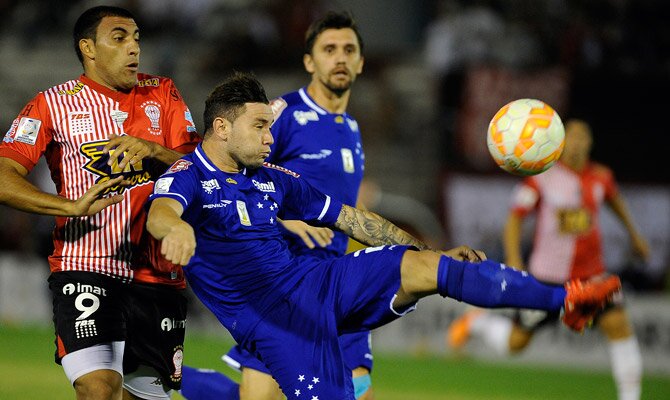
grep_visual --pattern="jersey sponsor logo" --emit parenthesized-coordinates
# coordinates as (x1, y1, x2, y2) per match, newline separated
(270, 97, 287, 122)
(155, 177, 174, 194)
(62, 282, 108, 297)
(263, 162, 300, 178)
(335, 115, 344, 124)
(184, 109, 197, 132)
(3, 118, 19, 143)
(299, 149, 332, 160)
(13, 117, 41, 145)
(346, 118, 359, 132)
(57, 81, 85, 96)
(75, 319, 98, 339)
(293, 110, 319, 125)
(137, 77, 160, 87)
(341, 148, 355, 173)
(226, 177, 237, 184)
(252, 179, 276, 193)
(160, 317, 186, 331)
(236, 200, 252, 226)
(203, 199, 232, 209)
(557, 207, 592, 234)
(201, 178, 220, 194)
(167, 159, 192, 173)
(141, 100, 162, 135)
(68, 111, 94, 136)
(81, 139, 152, 194)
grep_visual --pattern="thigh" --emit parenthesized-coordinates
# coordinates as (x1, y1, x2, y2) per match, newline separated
(250, 299, 355, 400)
(328, 245, 416, 333)
(123, 283, 188, 391)
(48, 271, 127, 363)
(223, 344, 270, 373)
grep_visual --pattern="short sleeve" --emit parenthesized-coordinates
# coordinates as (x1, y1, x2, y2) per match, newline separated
(0, 94, 54, 171)
(162, 79, 201, 153)
(509, 177, 540, 217)
(271, 168, 342, 226)
(149, 159, 198, 210)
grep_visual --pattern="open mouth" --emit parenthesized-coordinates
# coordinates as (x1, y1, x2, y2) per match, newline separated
(127, 62, 139, 71)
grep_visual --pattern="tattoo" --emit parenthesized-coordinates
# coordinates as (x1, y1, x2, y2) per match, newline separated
(334, 205, 430, 250)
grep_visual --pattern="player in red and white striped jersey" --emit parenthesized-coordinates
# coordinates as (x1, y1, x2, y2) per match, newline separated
(448, 119, 649, 400)
(0, 6, 200, 400)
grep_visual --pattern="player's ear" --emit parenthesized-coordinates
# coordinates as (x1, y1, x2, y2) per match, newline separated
(80, 38, 95, 62)
(303, 53, 315, 74)
(212, 117, 232, 140)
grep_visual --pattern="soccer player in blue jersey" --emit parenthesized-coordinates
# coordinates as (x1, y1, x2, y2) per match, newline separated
(146, 71, 621, 400)
(180, 11, 374, 400)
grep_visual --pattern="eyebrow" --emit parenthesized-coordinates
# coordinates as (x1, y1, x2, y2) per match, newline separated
(110, 27, 140, 35)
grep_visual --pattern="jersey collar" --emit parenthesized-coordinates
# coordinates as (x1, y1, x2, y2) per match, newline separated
(194, 144, 247, 176)
(79, 74, 132, 102)
(298, 87, 328, 115)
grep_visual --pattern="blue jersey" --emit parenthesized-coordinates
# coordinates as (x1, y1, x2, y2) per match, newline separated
(149, 144, 343, 338)
(267, 88, 364, 258)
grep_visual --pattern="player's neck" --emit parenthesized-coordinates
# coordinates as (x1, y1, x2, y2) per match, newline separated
(202, 140, 242, 173)
(307, 83, 350, 114)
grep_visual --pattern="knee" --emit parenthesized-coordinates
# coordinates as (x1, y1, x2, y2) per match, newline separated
(598, 307, 634, 340)
(74, 370, 123, 400)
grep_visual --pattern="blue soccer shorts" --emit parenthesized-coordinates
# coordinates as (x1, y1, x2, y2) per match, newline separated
(244, 245, 416, 399)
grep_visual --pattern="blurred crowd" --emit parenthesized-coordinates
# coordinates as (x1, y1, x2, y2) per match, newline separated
(0, 0, 668, 288)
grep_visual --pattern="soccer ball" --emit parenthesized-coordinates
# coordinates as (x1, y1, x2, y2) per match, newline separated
(487, 98, 565, 176)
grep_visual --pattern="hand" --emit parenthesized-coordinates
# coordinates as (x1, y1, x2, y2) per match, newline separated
(441, 245, 487, 262)
(70, 176, 127, 216)
(103, 134, 157, 170)
(280, 219, 334, 249)
(160, 221, 196, 266)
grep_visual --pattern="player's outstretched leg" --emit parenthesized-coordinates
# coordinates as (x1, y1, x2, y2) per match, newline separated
(395, 251, 621, 332)
(180, 365, 240, 400)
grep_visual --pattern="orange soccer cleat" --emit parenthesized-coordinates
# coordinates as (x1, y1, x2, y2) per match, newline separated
(446, 309, 484, 349)
(562, 275, 622, 332)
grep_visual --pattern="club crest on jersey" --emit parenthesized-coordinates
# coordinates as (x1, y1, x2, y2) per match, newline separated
(80, 139, 151, 194)
(252, 179, 276, 193)
(141, 100, 162, 135)
(170, 346, 184, 382)
(201, 179, 220, 194)
(293, 110, 319, 125)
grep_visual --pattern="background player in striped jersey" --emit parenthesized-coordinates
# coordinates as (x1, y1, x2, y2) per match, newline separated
(180, 11, 374, 400)
(447, 119, 649, 400)
(0, 6, 200, 400)
(146, 72, 621, 399)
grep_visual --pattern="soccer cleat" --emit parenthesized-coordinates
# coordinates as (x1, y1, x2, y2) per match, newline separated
(446, 309, 483, 349)
(562, 275, 622, 332)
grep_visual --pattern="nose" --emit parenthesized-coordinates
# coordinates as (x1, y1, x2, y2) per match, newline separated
(129, 40, 140, 56)
(264, 129, 274, 145)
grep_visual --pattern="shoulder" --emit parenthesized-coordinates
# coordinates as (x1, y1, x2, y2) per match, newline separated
(262, 162, 301, 178)
(270, 90, 303, 121)
(46, 79, 86, 97)
(589, 162, 615, 182)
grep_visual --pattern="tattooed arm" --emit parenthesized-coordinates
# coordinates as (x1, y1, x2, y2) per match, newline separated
(333, 204, 431, 250)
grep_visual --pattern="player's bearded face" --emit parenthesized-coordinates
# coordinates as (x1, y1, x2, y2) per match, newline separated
(307, 28, 364, 96)
(90, 17, 140, 91)
(230, 103, 274, 169)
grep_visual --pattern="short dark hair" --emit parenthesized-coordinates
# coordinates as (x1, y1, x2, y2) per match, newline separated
(73, 6, 136, 64)
(304, 11, 364, 55)
(203, 72, 269, 136)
